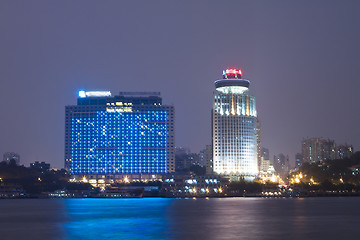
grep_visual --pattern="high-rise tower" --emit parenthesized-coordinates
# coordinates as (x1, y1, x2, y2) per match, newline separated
(212, 69, 258, 179)
(65, 91, 175, 185)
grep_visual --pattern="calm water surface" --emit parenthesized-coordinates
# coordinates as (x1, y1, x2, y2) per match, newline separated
(0, 197, 359, 240)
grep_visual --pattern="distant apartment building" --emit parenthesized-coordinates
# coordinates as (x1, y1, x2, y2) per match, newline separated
(261, 147, 270, 161)
(199, 148, 207, 168)
(260, 157, 271, 173)
(65, 91, 175, 185)
(259, 147, 276, 179)
(199, 145, 214, 168)
(336, 144, 353, 159)
(175, 147, 191, 171)
(273, 153, 285, 169)
(175, 147, 206, 171)
(302, 138, 336, 163)
(260, 147, 271, 173)
(295, 153, 303, 168)
(187, 153, 201, 167)
(273, 153, 290, 178)
(3, 152, 20, 165)
(203, 145, 213, 174)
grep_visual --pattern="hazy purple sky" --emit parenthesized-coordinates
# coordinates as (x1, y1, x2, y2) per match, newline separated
(1, 1, 359, 168)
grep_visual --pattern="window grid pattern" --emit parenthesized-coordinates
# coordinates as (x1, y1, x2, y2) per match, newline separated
(212, 90, 258, 177)
(69, 110, 169, 175)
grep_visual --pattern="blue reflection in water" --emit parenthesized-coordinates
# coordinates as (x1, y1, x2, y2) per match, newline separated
(62, 198, 173, 240)
(2, 198, 360, 240)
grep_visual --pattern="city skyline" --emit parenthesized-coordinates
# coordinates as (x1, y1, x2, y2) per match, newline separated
(1, 1, 360, 168)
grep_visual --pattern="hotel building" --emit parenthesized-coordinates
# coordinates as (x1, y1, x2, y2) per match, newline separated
(212, 69, 258, 179)
(65, 91, 175, 186)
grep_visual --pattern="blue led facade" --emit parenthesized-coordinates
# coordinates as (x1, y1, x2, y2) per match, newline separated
(65, 92, 175, 176)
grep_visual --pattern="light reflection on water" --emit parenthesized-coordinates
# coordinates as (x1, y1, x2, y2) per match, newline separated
(1, 197, 360, 240)
(62, 198, 172, 240)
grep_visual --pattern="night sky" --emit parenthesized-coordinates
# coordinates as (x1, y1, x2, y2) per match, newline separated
(1, 1, 359, 168)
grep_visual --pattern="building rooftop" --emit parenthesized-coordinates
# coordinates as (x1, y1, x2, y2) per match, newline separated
(75, 90, 162, 106)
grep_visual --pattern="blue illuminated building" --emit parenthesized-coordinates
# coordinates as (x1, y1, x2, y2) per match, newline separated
(65, 91, 175, 185)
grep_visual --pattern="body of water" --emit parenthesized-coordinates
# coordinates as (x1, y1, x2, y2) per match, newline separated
(0, 197, 359, 240)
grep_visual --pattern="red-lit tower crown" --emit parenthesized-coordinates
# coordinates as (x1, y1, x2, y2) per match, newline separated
(216, 68, 249, 89)
(222, 68, 242, 79)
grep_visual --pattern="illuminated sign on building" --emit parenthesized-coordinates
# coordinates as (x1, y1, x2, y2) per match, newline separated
(106, 107, 133, 112)
(222, 69, 242, 79)
(78, 91, 112, 98)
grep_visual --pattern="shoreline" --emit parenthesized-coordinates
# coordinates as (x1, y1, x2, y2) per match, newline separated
(2, 192, 360, 199)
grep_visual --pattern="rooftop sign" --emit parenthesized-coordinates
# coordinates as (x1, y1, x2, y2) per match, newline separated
(222, 68, 242, 79)
(79, 91, 112, 98)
